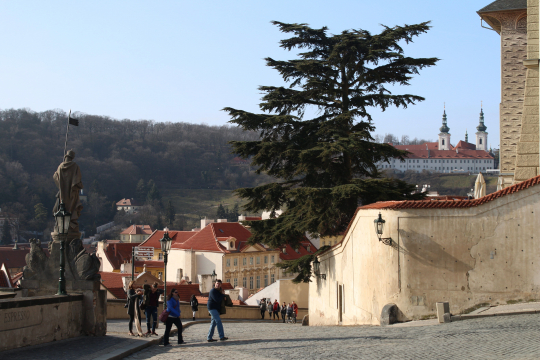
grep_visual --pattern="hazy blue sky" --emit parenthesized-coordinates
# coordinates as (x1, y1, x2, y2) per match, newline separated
(1, 1, 501, 147)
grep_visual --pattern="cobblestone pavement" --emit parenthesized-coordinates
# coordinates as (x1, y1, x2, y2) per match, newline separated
(126, 314, 540, 360)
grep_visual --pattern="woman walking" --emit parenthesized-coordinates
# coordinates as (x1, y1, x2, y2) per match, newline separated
(127, 281, 144, 336)
(267, 299, 273, 319)
(281, 301, 287, 323)
(190, 294, 199, 321)
(145, 282, 164, 335)
(163, 288, 184, 346)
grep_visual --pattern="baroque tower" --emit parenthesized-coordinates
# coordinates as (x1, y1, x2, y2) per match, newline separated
(438, 109, 451, 150)
(476, 107, 489, 151)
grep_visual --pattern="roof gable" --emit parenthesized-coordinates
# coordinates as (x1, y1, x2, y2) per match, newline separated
(478, 0, 527, 13)
(143, 230, 197, 249)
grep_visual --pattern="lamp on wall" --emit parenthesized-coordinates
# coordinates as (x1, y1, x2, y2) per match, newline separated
(54, 201, 71, 296)
(374, 212, 393, 246)
(211, 269, 217, 284)
(312, 257, 326, 280)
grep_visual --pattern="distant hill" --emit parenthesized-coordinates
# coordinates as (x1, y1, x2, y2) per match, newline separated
(0, 108, 267, 237)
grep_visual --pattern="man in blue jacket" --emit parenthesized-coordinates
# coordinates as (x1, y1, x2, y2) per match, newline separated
(207, 279, 228, 342)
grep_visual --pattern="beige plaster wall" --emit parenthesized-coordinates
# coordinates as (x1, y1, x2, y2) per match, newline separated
(279, 279, 309, 309)
(0, 295, 84, 351)
(309, 184, 540, 326)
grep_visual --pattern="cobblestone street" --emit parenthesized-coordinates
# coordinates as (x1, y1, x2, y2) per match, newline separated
(126, 314, 540, 360)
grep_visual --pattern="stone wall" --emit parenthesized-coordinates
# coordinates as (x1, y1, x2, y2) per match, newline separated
(0, 295, 84, 351)
(107, 299, 307, 321)
(309, 182, 540, 326)
(515, 0, 540, 182)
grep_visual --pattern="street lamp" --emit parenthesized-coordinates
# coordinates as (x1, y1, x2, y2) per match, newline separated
(312, 257, 326, 280)
(374, 212, 392, 246)
(159, 228, 173, 310)
(211, 269, 217, 284)
(54, 201, 71, 296)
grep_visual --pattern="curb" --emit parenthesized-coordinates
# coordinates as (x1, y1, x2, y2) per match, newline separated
(450, 309, 540, 322)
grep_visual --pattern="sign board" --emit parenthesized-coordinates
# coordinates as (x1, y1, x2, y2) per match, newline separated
(134, 246, 154, 259)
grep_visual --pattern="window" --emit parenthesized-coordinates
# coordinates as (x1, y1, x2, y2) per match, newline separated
(158, 253, 163, 261)
(250, 257, 253, 265)
(271, 274, 275, 283)
(256, 256, 260, 264)
(249, 276, 253, 289)
(158, 272, 163, 279)
(442, 139, 445, 145)
(234, 258, 238, 266)
(256, 276, 260, 288)
(271, 255, 275, 263)
(243, 277, 247, 288)
(264, 275, 268, 287)
(226, 278, 230, 284)
(264, 255, 268, 264)
(479, 138, 482, 144)
(234, 278, 238, 287)
(226, 259, 230, 267)
(243, 258, 247, 266)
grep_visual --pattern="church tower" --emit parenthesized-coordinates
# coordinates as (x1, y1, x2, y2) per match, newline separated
(475, 107, 488, 151)
(438, 109, 451, 150)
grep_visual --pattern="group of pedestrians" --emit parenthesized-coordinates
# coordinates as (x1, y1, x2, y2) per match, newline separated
(126, 279, 229, 346)
(259, 298, 298, 323)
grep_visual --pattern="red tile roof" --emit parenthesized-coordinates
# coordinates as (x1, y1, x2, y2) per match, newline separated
(279, 239, 317, 261)
(221, 282, 233, 290)
(159, 284, 201, 302)
(99, 271, 133, 299)
(243, 216, 262, 221)
(453, 141, 477, 150)
(120, 225, 153, 235)
(393, 148, 493, 159)
(11, 271, 23, 284)
(174, 222, 252, 252)
(142, 230, 197, 250)
(134, 260, 164, 268)
(0, 247, 49, 270)
(116, 198, 141, 206)
(360, 174, 540, 210)
(103, 243, 138, 270)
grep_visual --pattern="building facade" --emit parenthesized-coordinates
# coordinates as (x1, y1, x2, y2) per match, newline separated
(119, 224, 153, 243)
(377, 109, 495, 173)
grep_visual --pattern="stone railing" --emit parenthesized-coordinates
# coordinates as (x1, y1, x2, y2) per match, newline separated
(107, 299, 307, 321)
(0, 295, 86, 351)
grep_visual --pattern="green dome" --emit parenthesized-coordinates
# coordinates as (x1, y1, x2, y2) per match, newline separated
(439, 110, 450, 133)
(477, 108, 487, 132)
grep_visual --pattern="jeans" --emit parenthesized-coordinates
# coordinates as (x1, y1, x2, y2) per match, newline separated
(207, 309, 225, 340)
(145, 306, 158, 332)
(260, 310, 265, 319)
(164, 317, 183, 344)
(273, 311, 279, 320)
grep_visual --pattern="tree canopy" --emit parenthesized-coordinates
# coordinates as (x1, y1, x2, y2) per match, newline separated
(225, 21, 438, 272)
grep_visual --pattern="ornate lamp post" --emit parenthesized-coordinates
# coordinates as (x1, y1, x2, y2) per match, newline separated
(312, 257, 326, 280)
(159, 228, 173, 309)
(54, 201, 71, 296)
(374, 212, 392, 246)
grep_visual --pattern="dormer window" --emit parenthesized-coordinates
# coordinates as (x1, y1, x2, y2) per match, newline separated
(230, 241, 233, 248)
(295, 248, 300, 254)
(282, 247, 287, 254)
(307, 245, 311, 252)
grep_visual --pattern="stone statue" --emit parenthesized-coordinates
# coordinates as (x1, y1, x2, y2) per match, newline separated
(22, 238, 48, 279)
(53, 149, 83, 235)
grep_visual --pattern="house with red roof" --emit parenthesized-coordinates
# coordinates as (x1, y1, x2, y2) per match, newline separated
(116, 198, 142, 214)
(309, 174, 540, 326)
(96, 241, 138, 272)
(377, 109, 495, 173)
(167, 219, 316, 296)
(0, 244, 49, 275)
(119, 224, 153, 243)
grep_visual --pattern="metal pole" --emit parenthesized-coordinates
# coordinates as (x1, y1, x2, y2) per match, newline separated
(56, 236, 67, 295)
(163, 252, 168, 310)
(132, 247, 135, 281)
(63, 109, 71, 159)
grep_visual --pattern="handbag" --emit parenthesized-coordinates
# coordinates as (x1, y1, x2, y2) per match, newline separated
(159, 309, 170, 323)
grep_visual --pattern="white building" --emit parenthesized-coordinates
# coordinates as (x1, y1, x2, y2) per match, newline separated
(377, 109, 495, 173)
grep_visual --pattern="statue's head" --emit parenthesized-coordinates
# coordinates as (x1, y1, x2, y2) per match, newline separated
(65, 150, 76, 161)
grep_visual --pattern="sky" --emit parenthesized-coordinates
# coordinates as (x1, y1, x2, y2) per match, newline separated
(0, 0, 502, 148)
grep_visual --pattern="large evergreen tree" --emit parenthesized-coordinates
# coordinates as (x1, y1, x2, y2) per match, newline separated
(1, 219, 11, 245)
(225, 21, 438, 260)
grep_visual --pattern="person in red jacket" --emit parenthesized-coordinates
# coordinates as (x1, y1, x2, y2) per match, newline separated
(292, 301, 298, 316)
(272, 300, 280, 320)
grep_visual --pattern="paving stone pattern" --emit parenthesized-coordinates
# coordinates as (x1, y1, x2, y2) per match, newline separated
(126, 314, 540, 360)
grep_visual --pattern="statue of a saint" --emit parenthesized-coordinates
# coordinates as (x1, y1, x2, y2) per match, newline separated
(53, 149, 83, 234)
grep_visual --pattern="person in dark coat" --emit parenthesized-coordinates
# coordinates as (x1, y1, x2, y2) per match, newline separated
(127, 280, 143, 336)
(190, 294, 199, 321)
(144, 282, 164, 335)
(207, 279, 227, 342)
(259, 298, 266, 319)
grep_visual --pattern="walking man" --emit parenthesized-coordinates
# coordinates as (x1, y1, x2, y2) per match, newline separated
(273, 299, 280, 320)
(207, 279, 228, 342)
(260, 298, 266, 319)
